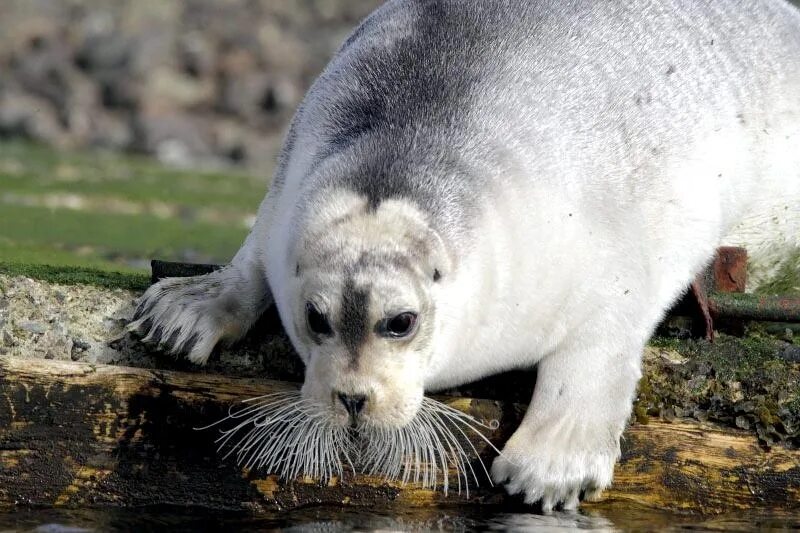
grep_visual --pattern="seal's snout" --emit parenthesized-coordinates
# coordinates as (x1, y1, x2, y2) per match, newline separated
(336, 392, 367, 419)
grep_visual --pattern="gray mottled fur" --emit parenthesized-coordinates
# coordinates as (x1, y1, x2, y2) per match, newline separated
(281, 0, 799, 251)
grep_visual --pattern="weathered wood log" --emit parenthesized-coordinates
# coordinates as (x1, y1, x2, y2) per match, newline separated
(1, 356, 798, 514)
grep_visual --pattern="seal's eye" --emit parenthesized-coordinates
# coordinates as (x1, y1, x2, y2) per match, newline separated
(380, 312, 418, 338)
(306, 302, 333, 336)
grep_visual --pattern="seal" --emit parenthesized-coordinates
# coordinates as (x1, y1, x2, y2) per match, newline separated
(130, 0, 800, 511)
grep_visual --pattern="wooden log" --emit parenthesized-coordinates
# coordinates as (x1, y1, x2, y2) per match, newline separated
(1, 356, 799, 513)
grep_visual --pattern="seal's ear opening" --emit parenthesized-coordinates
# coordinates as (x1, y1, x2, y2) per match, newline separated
(426, 228, 453, 283)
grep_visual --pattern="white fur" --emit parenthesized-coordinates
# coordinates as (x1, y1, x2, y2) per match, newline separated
(132, 0, 800, 511)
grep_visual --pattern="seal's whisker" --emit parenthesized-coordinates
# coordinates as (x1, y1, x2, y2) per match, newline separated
(215, 394, 321, 472)
(413, 412, 442, 491)
(420, 397, 506, 493)
(220, 402, 303, 458)
(193, 391, 300, 431)
(425, 407, 480, 487)
(417, 413, 443, 491)
(283, 417, 312, 479)
(204, 392, 501, 495)
(420, 417, 440, 489)
(237, 416, 297, 468)
(255, 410, 325, 473)
(436, 410, 478, 495)
(425, 402, 499, 488)
(263, 415, 300, 470)
(407, 422, 422, 485)
(425, 400, 503, 455)
(213, 397, 306, 449)
(418, 407, 466, 494)
(398, 426, 413, 483)
(298, 416, 330, 478)
(264, 416, 313, 476)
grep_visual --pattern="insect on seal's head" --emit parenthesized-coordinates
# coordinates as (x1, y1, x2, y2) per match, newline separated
(289, 190, 452, 429)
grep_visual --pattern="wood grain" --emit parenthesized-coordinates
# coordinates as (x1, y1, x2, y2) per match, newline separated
(1, 356, 798, 513)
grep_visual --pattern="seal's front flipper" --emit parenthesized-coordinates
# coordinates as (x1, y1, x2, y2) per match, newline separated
(129, 261, 271, 364)
(491, 328, 643, 512)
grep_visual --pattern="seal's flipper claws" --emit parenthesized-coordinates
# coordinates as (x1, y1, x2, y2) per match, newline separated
(129, 267, 271, 365)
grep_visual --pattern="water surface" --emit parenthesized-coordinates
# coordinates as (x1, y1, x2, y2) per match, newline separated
(2, 506, 799, 532)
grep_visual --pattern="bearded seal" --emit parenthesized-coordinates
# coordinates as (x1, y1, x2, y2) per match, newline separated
(130, 0, 800, 511)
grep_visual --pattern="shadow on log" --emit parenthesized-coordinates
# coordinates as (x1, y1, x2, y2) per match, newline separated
(1, 355, 798, 514)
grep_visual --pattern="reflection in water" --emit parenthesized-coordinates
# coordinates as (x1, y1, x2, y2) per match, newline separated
(2, 505, 800, 532)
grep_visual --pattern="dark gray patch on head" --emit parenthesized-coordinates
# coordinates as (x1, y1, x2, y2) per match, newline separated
(304, 0, 500, 235)
(338, 278, 370, 361)
(327, 92, 385, 153)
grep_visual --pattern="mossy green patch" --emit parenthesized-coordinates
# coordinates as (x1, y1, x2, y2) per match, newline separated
(0, 263, 149, 291)
(0, 140, 261, 269)
(0, 141, 267, 209)
(0, 204, 245, 263)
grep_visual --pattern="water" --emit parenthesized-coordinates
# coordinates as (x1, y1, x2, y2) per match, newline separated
(2, 506, 799, 532)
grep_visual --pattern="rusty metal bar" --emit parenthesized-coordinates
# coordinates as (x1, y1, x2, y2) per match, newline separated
(708, 293, 800, 323)
(711, 246, 748, 293)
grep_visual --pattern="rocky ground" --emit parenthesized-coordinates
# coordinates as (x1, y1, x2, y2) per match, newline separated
(0, 272, 300, 379)
(0, 0, 381, 171)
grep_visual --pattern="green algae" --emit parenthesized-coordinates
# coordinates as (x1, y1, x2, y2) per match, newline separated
(0, 263, 150, 291)
(640, 334, 800, 448)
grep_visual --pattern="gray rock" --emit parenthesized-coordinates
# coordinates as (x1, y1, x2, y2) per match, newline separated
(98, 74, 142, 111)
(1, 329, 15, 347)
(71, 338, 91, 361)
(178, 32, 216, 79)
(88, 110, 133, 150)
(131, 111, 216, 166)
(11, 36, 73, 111)
(75, 33, 134, 74)
(217, 72, 272, 119)
(0, 0, 385, 169)
(143, 67, 214, 110)
(18, 321, 47, 334)
(0, 91, 65, 144)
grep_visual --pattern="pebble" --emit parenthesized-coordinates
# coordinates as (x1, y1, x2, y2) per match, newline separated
(18, 321, 47, 334)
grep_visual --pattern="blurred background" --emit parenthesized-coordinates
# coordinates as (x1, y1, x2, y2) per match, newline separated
(0, 0, 798, 274)
(0, 0, 381, 272)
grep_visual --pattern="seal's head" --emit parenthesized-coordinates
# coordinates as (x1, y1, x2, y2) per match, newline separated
(288, 190, 452, 429)
(212, 187, 493, 490)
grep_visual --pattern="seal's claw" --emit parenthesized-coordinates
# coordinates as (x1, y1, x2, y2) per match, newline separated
(127, 267, 268, 364)
(491, 422, 617, 513)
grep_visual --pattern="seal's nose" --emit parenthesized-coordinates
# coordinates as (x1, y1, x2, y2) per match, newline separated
(336, 392, 367, 418)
